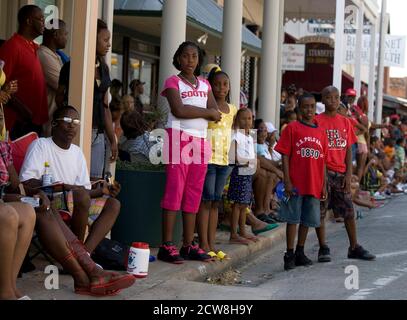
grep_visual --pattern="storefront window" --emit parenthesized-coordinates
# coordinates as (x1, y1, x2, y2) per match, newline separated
(35, 0, 56, 9)
(129, 58, 141, 84)
(128, 58, 152, 105)
(140, 61, 152, 105)
(111, 53, 123, 84)
(112, 34, 158, 106)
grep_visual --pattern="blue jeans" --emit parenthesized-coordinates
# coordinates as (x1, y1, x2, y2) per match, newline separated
(202, 164, 233, 202)
(91, 129, 106, 178)
(352, 143, 357, 163)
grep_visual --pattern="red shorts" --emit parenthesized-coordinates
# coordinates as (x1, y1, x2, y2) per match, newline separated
(161, 129, 211, 213)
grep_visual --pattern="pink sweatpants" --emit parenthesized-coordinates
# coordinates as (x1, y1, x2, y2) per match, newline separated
(161, 129, 211, 214)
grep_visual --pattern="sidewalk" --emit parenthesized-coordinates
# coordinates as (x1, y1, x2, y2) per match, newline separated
(18, 204, 378, 300)
(17, 223, 287, 300)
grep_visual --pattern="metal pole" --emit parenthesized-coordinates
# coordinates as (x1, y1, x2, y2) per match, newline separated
(333, 0, 345, 92)
(375, 0, 388, 129)
(368, 20, 377, 122)
(354, 1, 364, 97)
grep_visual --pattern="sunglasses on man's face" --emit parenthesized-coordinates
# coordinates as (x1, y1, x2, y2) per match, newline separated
(56, 117, 81, 125)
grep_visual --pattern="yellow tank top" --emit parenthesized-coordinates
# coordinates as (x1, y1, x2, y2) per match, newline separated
(207, 104, 238, 166)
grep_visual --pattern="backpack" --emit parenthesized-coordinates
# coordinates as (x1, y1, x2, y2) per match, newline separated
(91, 238, 129, 271)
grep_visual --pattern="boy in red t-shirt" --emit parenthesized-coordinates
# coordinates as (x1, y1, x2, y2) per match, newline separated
(315, 86, 376, 262)
(275, 93, 328, 271)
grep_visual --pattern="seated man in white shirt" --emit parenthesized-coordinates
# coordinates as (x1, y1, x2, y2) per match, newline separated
(20, 105, 121, 254)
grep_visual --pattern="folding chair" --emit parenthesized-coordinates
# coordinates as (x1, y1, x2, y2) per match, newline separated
(11, 132, 55, 266)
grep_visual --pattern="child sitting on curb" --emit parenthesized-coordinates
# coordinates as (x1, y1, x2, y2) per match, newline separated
(350, 175, 378, 210)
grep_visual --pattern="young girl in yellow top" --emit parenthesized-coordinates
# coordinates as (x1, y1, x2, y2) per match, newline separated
(197, 69, 237, 258)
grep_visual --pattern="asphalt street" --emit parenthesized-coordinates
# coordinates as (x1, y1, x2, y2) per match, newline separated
(235, 194, 407, 300)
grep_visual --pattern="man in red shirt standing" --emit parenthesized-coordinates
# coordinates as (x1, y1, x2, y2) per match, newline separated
(275, 93, 328, 270)
(315, 86, 375, 262)
(0, 5, 48, 139)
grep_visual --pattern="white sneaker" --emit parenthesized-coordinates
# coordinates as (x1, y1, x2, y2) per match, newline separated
(373, 192, 387, 200)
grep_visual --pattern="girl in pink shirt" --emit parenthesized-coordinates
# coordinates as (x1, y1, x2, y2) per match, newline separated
(158, 42, 221, 264)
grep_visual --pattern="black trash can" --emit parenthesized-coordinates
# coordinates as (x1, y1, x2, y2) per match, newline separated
(111, 169, 183, 248)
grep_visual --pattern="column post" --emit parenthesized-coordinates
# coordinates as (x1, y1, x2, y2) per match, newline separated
(221, 0, 243, 107)
(258, 0, 281, 124)
(157, 0, 187, 123)
(333, 0, 345, 92)
(354, 2, 364, 97)
(69, 0, 99, 169)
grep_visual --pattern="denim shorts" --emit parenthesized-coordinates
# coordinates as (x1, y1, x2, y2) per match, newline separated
(202, 164, 233, 202)
(278, 195, 321, 228)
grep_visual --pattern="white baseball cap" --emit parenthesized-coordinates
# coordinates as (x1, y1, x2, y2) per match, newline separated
(316, 102, 325, 115)
(265, 122, 278, 134)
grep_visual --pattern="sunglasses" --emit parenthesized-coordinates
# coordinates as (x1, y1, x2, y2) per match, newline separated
(56, 117, 81, 125)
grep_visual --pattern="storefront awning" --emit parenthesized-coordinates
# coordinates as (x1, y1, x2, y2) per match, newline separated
(384, 94, 407, 107)
(285, 0, 379, 23)
(383, 94, 407, 116)
(114, 0, 262, 56)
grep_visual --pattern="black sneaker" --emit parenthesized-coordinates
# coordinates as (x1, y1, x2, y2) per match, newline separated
(180, 242, 212, 262)
(318, 245, 331, 263)
(284, 252, 296, 271)
(157, 242, 184, 264)
(295, 251, 313, 267)
(348, 245, 376, 261)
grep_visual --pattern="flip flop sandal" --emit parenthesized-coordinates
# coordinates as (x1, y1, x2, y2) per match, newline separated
(252, 223, 279, 235)
(216, 251, 230, 260)
(75, 287, 122, 297)
(89, 273, 135, 295)
(207, 251, 218, 259)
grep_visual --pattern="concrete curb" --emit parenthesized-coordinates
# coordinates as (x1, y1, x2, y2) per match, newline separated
(168, 214, 341, 283)
(172, 226, 286, 282)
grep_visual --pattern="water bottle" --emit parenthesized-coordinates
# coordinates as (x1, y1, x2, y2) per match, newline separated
(276, 181, 297, 204)
(42, 162, 53, 199)
(127, 242, 150, 278)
